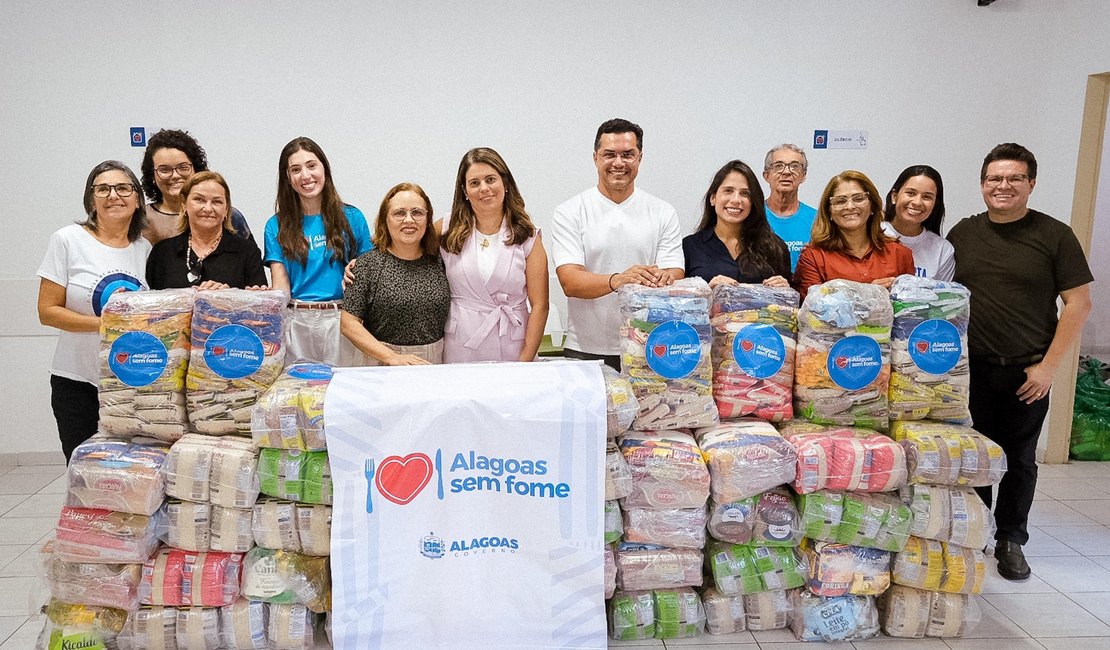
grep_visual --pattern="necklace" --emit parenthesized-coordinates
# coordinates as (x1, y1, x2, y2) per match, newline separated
(187, 232, 222, 284)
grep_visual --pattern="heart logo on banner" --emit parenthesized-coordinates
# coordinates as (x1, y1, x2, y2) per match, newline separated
(915, 341, 930, 354)
(375, 453, 434, 505)
(212, 346, 226, 356)
(652, 344, 667, 357)
(740, 339, 754, 352)
(835, 356, 849, 369)
(115, 352, 129, 364)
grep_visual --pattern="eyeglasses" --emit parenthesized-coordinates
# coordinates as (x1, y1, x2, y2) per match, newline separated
(598, 151, 639, 163)
(388, 208, 429, 222)
(154, 162, 194, 179)
(92, 183, 136, 198)
(769, 161, 805, 174)
(830, 193, 869, 208)
(983, 174, 1029, 188)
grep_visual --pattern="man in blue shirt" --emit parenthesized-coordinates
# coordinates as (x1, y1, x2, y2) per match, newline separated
(762, 144, 817, 272)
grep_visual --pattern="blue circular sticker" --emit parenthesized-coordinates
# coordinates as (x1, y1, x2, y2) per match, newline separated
(645, 320, 702, 379)
(108, 331, 168, 387)
(204, 324, 264, 379)
(908, 319, 962, 375)
(826, 336, 883, 391)
(732, 323, 786, 379)
(288, 363, 334, 381)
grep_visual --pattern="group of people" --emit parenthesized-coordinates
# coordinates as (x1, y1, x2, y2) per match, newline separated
(37, 118, 1094, 586)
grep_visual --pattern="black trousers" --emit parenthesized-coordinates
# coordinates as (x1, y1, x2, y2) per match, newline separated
(561, 348, 621, 372)
(969, 358, 1051, 546)
(50, 374, 98, 463)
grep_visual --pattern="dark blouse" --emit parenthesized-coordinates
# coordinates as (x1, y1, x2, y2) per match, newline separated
(342, 248, 451, 346)
(682, 228, 792, 285)
(146, 229, 267, 290)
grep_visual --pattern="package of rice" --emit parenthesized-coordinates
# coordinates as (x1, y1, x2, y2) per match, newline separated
(695, 419, 796, 502)
(619, 278, 719, 430)
(794, 279, 892, 430)
(251, 362, 332, 450)
(604, 545, 617, 600)
(117, 606, 176, 650)
(710, 283, 799, 421)
(891, 536, 946, 591)
(138, 548, 243, 607)
(267, 603, 317, 650)
(219, 599, 269, 649)
(175, 606, 220, 650)
(890, 421, 1006, 487)
(295, 504, 332, 556)
(602, 364, 639, 437)
(99, 288, 193, 442)
(618, 430, 710, 509)
(252, 499, 301, 551)
(257, 449, 307, 502)
(55, 506, 163, 564)
(187, 289, 287, 435)
(743, 589, 791, 630)
(879, 584, 982, 638)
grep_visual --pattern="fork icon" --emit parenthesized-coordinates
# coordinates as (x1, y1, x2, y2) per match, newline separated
(364, 458, 376, 514)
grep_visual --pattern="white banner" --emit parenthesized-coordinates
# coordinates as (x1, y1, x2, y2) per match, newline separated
(325, 361, 607, 650)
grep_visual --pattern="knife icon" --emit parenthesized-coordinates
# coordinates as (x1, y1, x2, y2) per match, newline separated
(435, 449, 444, 500)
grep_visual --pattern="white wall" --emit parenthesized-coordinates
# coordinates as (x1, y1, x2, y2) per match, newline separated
(4, 0, 1109, 460)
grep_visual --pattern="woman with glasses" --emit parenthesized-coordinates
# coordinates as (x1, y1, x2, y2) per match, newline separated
(146, 171, 266, 290)
(683, 159, 792, 288)
(439, 147, 549, 363)
(341, 183, 450, 365)
(882, 165, 955, 280)
(140, 129, 254, 245)
(36, 161, 152, 461)
(793, 170, 914, 301)
(265, 136, 372, 365)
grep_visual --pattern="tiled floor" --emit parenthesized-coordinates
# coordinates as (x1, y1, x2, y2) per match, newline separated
(4, 464, 1110, 649)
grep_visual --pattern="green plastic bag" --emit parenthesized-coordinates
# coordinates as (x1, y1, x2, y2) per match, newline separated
(1070, 358, 1110, 460)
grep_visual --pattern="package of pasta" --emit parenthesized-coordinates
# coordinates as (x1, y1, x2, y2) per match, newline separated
(604, 546, 617, 600)
(891, 536, 946, 591)
(794, 279, 893, 430)
(622, 506, 707, 549)
(652, 588, 705, 639)
(251, 362, 332, 451)
(605, 441, 633, 501)
(789, 590, 879, 642)
(619, 278, 719, 430)
(117, 606, 177, 650)
(708, 487, 802, 547)
(55, 506, 163, 564)
(186, 288, 288, 435)
(889, 276, 972, 424)
(240, 547, 330, 613)
(36, 598, 128, 650)
(700, 585, 746, 635)
(605, 500, 623, 544)
(253, 499, 301, 552)
(834, 492, 912, 552)
(706, 542, 807, 595)
(99, 288, 194, 442)
(743, 589, 791, 630)
(219, 598, 269, 650)
(267, 603, 318, 650)
(602, 364, 639, 437)
(879, 584, 982, 638)
(710, 283, 799, 422)
(695, 419, 796, 502)
(66, 437, 169, 516)
(890, 421, 1007, 487)
(801, 538, 891, 597)
(295, 504, 331, 556)
(41, 540, 141, 611)
(174, 606, 221, 650)
(618, 430, 711, 509)
(615, 543, 703, 591)
(608, 590, 655, 640)
(780, 422, 907, 494)
(139, 548, 243, 607)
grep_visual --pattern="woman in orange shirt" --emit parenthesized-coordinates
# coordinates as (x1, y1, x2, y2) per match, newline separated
(793, 170, 914, 301)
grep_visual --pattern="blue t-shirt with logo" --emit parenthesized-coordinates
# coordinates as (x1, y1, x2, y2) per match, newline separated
(765, 202, 817, 272)
(264, 204, 373, 301)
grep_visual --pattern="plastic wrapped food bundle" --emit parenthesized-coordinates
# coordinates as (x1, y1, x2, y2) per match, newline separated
(295, 505, 332, 557)
(615, 543, 704, 591)
(55, 506, 164, 564)
(707, 487, 802, 547)
(175, 606, 221, 650)
(695, 419, 797, 502)
(879, 584, 982, 638)
(801, 538, 891, 596)
(99, 288, 194, 442)
(903, 484, 996, 549)
(618, 430, 711, 509)
(619, 278, 719, 430)
(36, 598, 128, 650)
(220, 599, 269, 649)
(789, 589, 879, 642)
(163, 434, 260, 509)
(66, 437, 170, 516)
(622, 505, 707, 549)
(605, 500, 623, 544)
(891, 421, 1007, 487)
(706, 542, 807, 596)
(701, 585, 746, 635)
(652, 588, 705, 639)
(251, 363, 332, 451)
(608, 590, 654, 640)
(253, 499, 301, 552)
(187, 289, 287, 435)
(779, 422, 907, 494)
(743, 589, 791, 630)
(892, 537, 986, 594)
(602, 364, 639, 437)
(117, 606, 176, 650)
(240, 547, 331, 613)
(139, 548, 243, 607)
(605, 441, 633, 501)
(162, 500, 212, 552)
(268, 603, 318, 650)
(889, 276, 972, 424)
(797, 491, 912, 552)
(209, 505, 255, 553)
(794, 279, 893, 430)
(709, 283, 799, 421)
(41, 541, 142, 611)
(604, 546, 617, 600)
(301, 451, 332, 505)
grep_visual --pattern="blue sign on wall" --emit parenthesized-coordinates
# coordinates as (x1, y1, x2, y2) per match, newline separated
(130, 127, 146, 147)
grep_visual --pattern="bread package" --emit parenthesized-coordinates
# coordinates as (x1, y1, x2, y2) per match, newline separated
(54, 506, 163, 564)
(695, 419, 796, 501)
(615, 544, 703, 591)
(780, 422, 907, 494)
(700, 585, 746, 635)
(251, 363, 332, 450)
(66, 437, 170, 516)
(618, 430, 711, 509)
(790, 590, 879, 642)
(621, 506, 707, 549)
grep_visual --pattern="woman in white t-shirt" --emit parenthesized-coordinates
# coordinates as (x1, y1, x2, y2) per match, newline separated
(37, 161, 151, 461)
(881, 165, 955, 280)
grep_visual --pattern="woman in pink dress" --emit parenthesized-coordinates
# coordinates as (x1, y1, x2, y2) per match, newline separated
(438, 147, 549, 362)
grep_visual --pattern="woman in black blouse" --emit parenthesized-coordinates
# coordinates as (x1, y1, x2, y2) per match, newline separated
(682, 160, 791, 288)
(146, 171, 267, 290)
(341, 182, 450, 365)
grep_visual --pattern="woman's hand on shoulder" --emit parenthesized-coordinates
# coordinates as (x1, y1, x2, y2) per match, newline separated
(762, 275, 790, 289)
(342, 259, 358, 291)
(708, 275, 738, 289)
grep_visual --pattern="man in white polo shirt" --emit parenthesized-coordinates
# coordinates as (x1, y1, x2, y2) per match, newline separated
(552, 118, 685, 370)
